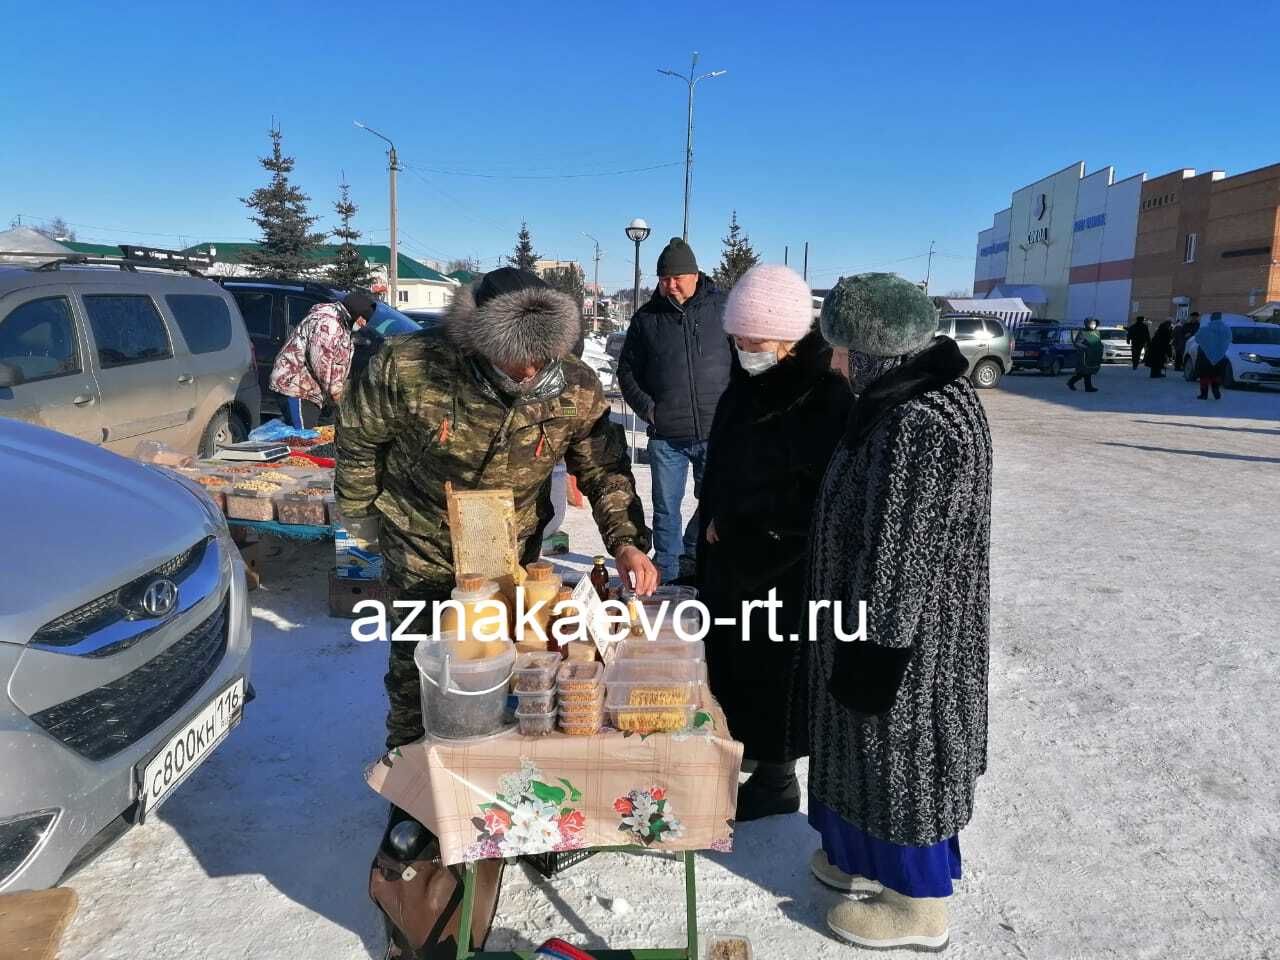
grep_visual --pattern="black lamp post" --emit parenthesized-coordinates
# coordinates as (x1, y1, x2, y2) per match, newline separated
(625, 218, 651, 319)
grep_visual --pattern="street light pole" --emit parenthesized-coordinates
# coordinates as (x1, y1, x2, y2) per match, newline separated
(354, 121, 399, 305)
(659, 52, 726, 242)
(584, 233, 603, 333)
(623, 219, 651, 464)
(924, 239, 936, 294)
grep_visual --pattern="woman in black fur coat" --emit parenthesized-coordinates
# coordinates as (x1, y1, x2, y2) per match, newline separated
(696, 264, 852, 822)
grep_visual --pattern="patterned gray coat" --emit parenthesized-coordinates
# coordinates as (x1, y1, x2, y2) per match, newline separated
(807, 337, 992, 846)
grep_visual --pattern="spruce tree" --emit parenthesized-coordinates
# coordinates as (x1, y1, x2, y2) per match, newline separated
(711, 211, 761, 291)
(326, 180, 376, 290)
(240, 126, 327, 279)
(543, 264, 586, 313)
(508, 222, 540, 272)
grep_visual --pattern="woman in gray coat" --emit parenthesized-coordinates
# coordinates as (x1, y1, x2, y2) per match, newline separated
(805, 274, 993, 951)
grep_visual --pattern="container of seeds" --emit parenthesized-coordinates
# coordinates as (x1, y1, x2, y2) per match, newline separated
(512, 651, 561, 694)
(705, 935, 753, 960)
(515, 710, 556, 737)
(225, 480, 283, 520)
(416, 634, 516, 740)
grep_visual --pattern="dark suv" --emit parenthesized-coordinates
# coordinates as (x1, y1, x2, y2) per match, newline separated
(218, 279, 420, 413)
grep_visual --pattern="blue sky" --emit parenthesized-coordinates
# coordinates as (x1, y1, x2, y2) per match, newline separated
(3, 0, 1276, 295)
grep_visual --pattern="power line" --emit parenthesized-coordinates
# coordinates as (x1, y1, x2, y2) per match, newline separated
(400, 160, 681, 181)
(13, 214, 255, 243)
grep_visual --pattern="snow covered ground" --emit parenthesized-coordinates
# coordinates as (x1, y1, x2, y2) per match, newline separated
(60, 368, 1279, 959)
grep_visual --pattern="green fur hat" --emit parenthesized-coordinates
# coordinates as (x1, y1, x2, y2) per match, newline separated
(819, 272, 939, 357)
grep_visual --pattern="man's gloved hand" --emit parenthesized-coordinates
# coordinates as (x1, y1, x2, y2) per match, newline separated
(344, 514, 380, 544)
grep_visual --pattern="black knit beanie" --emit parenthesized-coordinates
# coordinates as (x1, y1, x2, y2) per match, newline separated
(474, 267, 548, 305)
(656, 238, 698, 277)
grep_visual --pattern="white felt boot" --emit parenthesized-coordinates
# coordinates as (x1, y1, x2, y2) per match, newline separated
(826, 887, 949, 951)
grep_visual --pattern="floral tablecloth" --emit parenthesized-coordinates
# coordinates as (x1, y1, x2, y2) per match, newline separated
(365, 699, 743, 865)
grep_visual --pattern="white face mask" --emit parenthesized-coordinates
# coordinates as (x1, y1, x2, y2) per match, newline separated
(736, 347, 779, 376)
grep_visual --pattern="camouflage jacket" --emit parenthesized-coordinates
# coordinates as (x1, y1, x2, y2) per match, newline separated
(335, 327, 650, 590)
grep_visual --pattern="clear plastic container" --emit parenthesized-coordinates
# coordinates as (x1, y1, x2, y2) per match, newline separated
(514, 690, 556, 715)
(615, 638, 706, 662)
(513, 651, 562, 693)
(558, 693, 604, 719)
(416, 636, 516, 740)
(626, 585, 703, 636)
(705, 935, 753, 960)
(605, 659, 706, 707)
(558, 703, 604, 737)
(607, 701, 695, 734)
(441, 576, 510, 659)
(225, 484, 280, 521)
(516, 710, 556, 737)
(274, 489, 329, 525)
(557, 660, 603, 700)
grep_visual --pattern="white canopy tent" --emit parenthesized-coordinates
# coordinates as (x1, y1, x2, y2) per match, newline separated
(944, 296, 1034, 328)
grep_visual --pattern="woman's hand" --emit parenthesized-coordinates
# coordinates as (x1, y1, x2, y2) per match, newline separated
(706, 519, 719, 544)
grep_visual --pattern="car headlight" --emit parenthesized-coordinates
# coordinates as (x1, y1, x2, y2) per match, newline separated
(0, 810, 58, 886)
(1241, 352, 1261, 363)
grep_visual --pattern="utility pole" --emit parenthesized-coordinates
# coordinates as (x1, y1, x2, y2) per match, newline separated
(659, 52, 726, 241)
(584, 233, 603, 332)
(924, 240, 936, 294)
(784, 245, 789, 266)
(803, 242, 809, 283)
(355, 121, 399, 304)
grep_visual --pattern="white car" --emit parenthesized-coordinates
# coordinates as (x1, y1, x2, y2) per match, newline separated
(1182, 316, 1280, 389)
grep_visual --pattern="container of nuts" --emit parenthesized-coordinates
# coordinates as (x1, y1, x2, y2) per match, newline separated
(225, 480, 283, 521)
(191, 473, 233, 512)
(274, 487, 330, 525)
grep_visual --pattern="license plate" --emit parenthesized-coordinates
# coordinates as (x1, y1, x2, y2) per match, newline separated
(137, 678, 244, 821)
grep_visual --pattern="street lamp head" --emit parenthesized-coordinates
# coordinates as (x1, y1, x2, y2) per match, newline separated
(626, 218, 651, 243)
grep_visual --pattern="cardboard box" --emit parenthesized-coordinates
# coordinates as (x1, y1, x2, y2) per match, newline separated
(238, 540, 262, 591)
(333, 524, 383, 581)
(328, 572, 397, 619)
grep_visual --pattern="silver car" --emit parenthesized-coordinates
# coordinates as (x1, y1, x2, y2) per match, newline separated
(936, 314, 1011, 388)
(0, 418, 253, 891)
(0, 262, 260, 456)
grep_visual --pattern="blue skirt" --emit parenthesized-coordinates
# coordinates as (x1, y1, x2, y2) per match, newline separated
(809, 795, 962, 898)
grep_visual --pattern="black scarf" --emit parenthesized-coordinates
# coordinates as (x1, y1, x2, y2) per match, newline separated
(844, 336, 968, 450)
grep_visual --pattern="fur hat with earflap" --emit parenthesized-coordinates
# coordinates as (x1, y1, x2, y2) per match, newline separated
(444, 267, 582, 368)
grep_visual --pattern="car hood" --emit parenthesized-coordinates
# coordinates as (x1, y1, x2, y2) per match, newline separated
(0, 419, 217, 645)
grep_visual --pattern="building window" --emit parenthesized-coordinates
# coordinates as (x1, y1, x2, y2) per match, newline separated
(1184, 233, 1197, 264)
(398, 290, 409, 304)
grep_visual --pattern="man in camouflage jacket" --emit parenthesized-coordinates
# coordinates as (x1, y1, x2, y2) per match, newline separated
(336, 268, 656, 749)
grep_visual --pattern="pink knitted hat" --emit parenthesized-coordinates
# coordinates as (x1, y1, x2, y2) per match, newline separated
(722, 264, 814, 342)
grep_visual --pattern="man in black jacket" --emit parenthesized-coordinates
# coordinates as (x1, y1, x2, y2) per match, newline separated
(618, 238, 732, 582)
(1126, 314, 1150, 370)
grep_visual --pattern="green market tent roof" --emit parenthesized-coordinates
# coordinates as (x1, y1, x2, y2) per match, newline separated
(183, 242, 452, 283)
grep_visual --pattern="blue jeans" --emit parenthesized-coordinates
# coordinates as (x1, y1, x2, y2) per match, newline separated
(648, 436, 708, 582)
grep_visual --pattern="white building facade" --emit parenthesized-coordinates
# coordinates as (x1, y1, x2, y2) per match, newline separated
(1065, 167, 1143, 325)
(974, 162, 1144, 325)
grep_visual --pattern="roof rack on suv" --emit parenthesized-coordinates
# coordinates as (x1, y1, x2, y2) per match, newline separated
(3, 244, 213, 278)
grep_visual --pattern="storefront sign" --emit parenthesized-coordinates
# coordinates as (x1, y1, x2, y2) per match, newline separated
(1073, 213, 1107, 232)
(1026, 227, 1049, 246)
(980, 240, 1009, 258)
